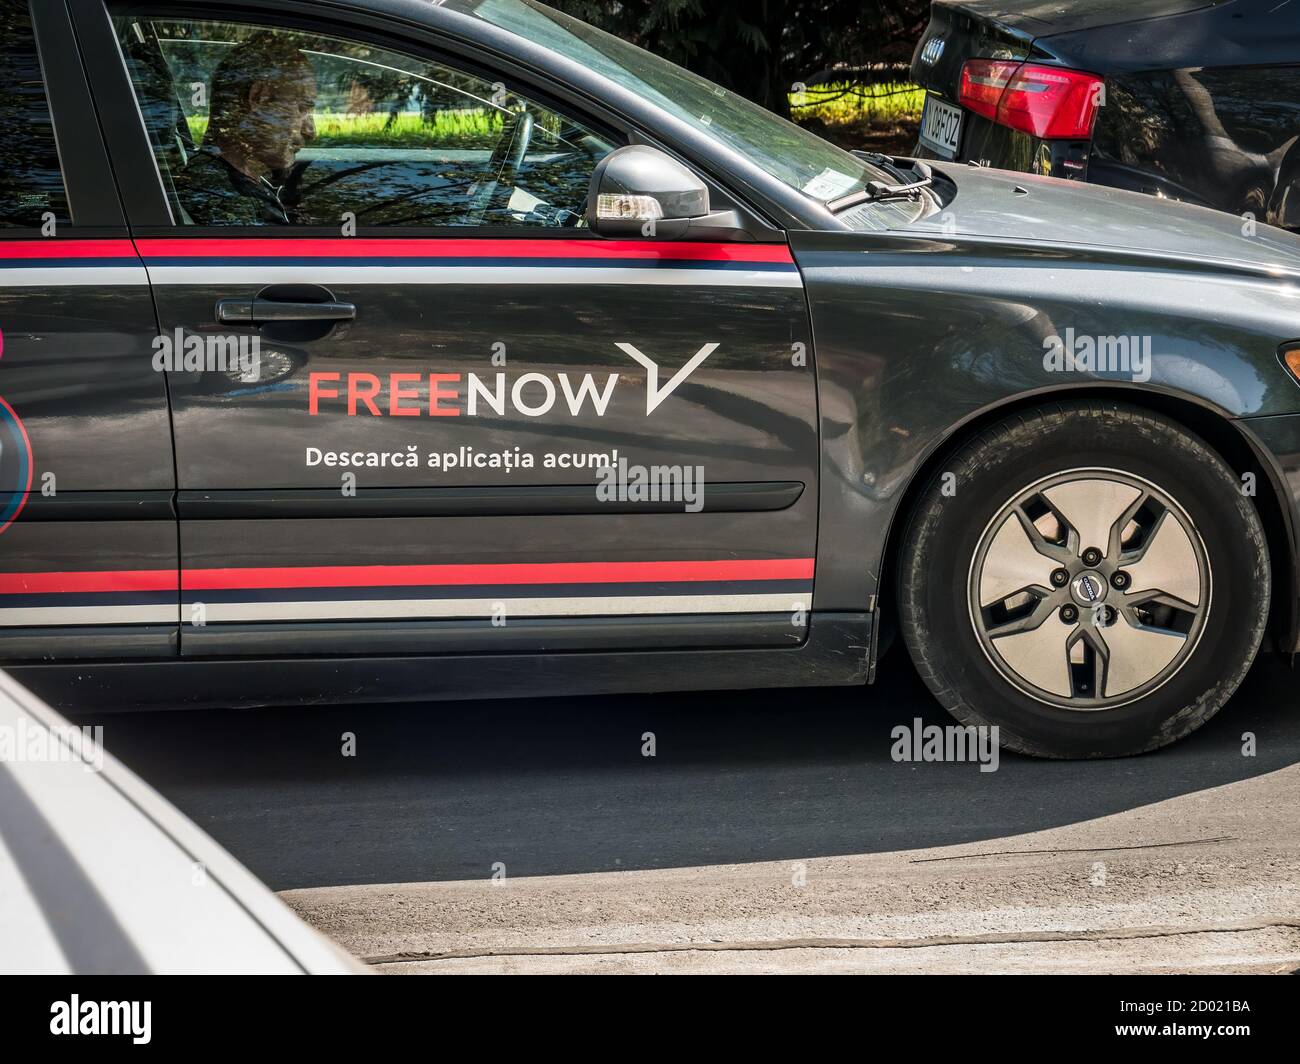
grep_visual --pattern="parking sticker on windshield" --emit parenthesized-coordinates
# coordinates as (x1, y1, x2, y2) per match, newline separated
(802, 167, 858, 200)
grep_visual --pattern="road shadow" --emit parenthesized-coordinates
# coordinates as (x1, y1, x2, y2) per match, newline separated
(73, 651, 1300, 890)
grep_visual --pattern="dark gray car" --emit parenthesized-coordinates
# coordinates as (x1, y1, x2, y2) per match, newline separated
(1, 0, 1299, 758)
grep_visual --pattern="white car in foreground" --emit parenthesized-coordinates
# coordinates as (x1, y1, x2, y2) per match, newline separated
(0, 671, 362, 974)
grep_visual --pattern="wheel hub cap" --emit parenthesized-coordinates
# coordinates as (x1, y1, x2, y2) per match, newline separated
(1070, 571, 1108, 607)
(968, 469, 1211, 710)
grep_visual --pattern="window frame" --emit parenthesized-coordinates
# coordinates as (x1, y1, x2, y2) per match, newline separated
(95, 1, 637, 237)
(126, 17, 620, 230)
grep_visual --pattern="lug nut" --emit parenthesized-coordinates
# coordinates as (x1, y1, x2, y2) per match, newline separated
(1051, 568, 1069, 587)
(1082, 547, 1102, 566)
(1111, 570, 1130, 590)
(1060, 604, 1078, 623)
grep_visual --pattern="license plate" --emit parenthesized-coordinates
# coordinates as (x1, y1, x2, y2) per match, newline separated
(919, 94, 963, 159)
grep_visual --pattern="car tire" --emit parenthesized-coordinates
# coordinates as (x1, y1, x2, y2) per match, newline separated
(898, 400, 1270, 759)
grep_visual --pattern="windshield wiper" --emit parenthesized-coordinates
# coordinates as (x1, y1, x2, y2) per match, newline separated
(830, 153, 934, 210)
(866, 174, 933, 199)
(852, 150, 914, 182)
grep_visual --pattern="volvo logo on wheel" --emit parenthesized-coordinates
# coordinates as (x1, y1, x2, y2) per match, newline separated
(1070, 571, 1107, 606)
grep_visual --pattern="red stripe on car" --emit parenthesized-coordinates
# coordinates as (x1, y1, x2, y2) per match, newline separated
(0, 570, 178, 594)
(0, 240, 139, 260)
(0, 559, 814, 595)
(183, 558, 816, 591)
(132, 237, 795, 264)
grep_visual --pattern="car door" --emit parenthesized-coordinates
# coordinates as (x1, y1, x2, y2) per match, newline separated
(0, 0, 176, 663)
(86, 1, 818, 659)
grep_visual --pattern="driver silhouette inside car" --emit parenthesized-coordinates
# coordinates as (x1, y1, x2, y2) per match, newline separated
(176, 31, 316, 225)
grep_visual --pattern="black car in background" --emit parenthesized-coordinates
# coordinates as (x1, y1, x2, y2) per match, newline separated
(910, 0, 1300, 228)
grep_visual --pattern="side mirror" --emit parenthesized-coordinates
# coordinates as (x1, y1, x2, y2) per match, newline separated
(587, 145, 732, 239)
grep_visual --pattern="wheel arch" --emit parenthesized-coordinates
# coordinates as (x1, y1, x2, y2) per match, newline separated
(875, 386, 1298, 665)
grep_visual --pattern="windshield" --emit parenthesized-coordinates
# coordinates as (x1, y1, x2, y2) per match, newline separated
(448, 0, 887, 204)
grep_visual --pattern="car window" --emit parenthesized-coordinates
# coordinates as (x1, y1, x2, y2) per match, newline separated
(113, 15, 618, 228)
(0, 0, 70, 228)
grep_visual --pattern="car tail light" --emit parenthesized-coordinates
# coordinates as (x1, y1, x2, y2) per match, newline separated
(958, 59, 1021, 123)
(959, 59, 1103, 140)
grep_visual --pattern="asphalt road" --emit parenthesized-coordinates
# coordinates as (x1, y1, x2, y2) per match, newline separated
(74, 649, 1300, 892)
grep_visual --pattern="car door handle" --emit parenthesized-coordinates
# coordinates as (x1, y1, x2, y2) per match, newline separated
(216, 298, 357, 324)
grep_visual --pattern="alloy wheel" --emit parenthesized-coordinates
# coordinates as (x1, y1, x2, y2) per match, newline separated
(967, 468, 1211, 709)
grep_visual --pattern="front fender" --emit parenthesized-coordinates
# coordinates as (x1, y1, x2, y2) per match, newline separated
(795, 230, 1300, 613)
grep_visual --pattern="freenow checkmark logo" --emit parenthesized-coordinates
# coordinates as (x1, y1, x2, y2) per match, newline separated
(615, 342, 719, 414)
